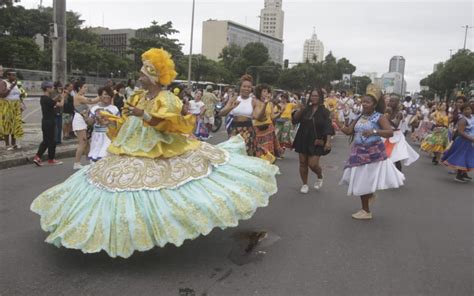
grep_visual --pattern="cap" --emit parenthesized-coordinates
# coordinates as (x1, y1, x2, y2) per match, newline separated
(206, 85, 213, 91)
(41, 81, 54, 89)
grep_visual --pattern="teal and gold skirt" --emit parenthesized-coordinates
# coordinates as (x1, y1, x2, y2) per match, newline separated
(31, 136, 279, 258)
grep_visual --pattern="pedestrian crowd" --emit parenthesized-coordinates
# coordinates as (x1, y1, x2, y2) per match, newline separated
(1, 65, 472, 220)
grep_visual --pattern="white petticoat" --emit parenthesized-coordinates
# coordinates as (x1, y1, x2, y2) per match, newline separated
(72, 113, 87, 132)
(388, 131, 419, 166)
(88, 132, 110, 161)
(340, 159, 405, 196)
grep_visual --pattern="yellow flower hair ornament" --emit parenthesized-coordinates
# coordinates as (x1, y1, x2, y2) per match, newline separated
(141, 48, 178, 86)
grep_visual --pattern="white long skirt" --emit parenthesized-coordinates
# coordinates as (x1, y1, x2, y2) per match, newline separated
(388, 131, 419, 166)
(340, 159, 405, 196)
(88, 131, 111, 161)
(400, 114, 413, 134)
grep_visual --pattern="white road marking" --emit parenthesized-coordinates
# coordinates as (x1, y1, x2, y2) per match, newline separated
(23, 106, 41, 121)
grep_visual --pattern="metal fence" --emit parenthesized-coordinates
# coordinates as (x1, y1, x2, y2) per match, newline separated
(11, 68, 128, 85)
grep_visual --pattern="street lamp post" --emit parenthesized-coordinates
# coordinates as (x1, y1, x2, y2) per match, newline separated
(52, 0, 66, 85)
(118, 70, 121, 78)
(187, 0, 195, 89)
(461, 25, 473, 50)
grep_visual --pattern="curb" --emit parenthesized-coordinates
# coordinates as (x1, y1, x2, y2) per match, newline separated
(0, 143, 77, 170)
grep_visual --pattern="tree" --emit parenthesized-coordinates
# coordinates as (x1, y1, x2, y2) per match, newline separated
(351, 76, 371, 95)
(0, 5, 49, 38)
(176, 54, 233, 83)
(0, 35, 42, 68)
(217, 42, 273, 82)
(278, 68, 306, 91)
(278, 63, 317, 91)
(0, 0, 19, 7)
(322, 52, 338, 86)
(241, 42, 270, 68)
(276, 52, 358, 91)
(219, 44, 242, 69)
(218, 44, 243, 78)
(259, 61, 282, 86)
(128, 21, 183, 69)
(336, 57, 356, 78)
(420, 50, 474, 99)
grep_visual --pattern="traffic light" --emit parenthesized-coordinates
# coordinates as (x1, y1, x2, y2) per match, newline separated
(284, 59, 289, 69)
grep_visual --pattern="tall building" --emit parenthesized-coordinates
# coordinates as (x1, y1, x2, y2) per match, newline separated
(259, 0, 284, 40)
(381, 72, 404, 95)
(202, 20, 284, 64)
(386, 56, 406, 94)
(302, 29, 324, 63)
(90, 27, 138, 59)
(389, 56, 405, 75)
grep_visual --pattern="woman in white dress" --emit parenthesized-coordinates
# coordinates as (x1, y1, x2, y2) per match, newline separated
(72, 82, 100, 169)
(88, 86, 119, 162)
(384, 95, 419, 171)
(336, 84, 405, 220)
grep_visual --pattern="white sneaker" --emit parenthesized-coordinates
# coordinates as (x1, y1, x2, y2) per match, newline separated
(300, 184, 309, 194)
(351, 210, 373, 220)
(73, 163, 84, 170)
(314, 178, 323, 190)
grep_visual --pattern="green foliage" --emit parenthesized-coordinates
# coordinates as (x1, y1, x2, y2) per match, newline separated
(218, 44, 244, 76)
(217, 42, 273, 84)
(337, 57, 356, 77)
(351, 76, 371, 95)
(241, 42, 270, 68)
(278, 52, 357, 91)
(177, 54, 233, 83)
(128, 21, 183, 69)
(258, 61, 282, 85)
(67, 40, 134, 76)
(420, 50, 474, 98)
(0, 0, 19, 7)
(0, 5, 49, 38)
(0, 35, 42, 68)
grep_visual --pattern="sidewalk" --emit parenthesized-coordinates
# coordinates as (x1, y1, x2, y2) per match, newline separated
(0, 124, 78, 169)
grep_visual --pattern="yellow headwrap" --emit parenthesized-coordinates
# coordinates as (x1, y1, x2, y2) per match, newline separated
(141, 48, 177, 86)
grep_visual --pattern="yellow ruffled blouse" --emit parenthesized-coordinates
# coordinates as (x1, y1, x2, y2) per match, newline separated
(107, 90, 200, 159)
(324, 97, 338, 113)
(433, 112, 449, 127)
(280, 103, 296, 120)
(253, 102, 275, 126)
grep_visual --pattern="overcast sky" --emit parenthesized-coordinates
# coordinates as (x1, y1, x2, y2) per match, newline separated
(21, 0, 473, 92)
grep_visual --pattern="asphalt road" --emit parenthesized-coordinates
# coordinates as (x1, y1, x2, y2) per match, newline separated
(0, 134, 472, 296)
